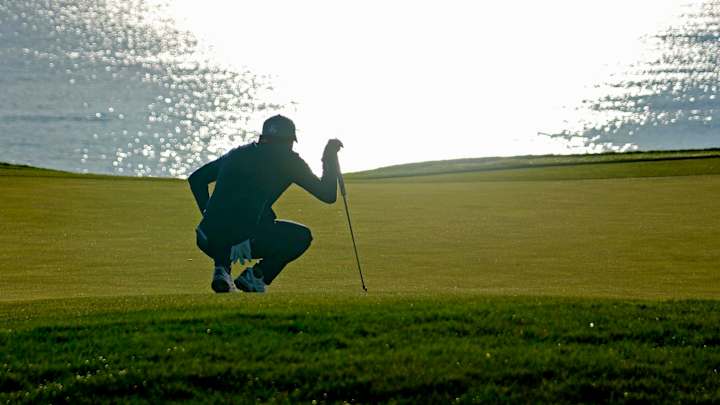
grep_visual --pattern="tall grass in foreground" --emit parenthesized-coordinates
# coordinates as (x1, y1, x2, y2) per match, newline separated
(1, 295, 719, 403)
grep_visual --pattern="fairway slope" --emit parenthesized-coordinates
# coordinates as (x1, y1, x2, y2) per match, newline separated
(348, 148, 720, 181)
(1, 150, 719, 301)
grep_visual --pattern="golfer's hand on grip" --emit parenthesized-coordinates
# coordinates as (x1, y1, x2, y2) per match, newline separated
(323, 139, 343, 161)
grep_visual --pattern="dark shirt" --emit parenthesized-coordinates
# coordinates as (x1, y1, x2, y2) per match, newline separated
(188, 142, 338, 244)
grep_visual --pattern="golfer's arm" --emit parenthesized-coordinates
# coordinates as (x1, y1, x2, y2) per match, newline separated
(295, 156, 338, 204)
(188, 160, 219, 214)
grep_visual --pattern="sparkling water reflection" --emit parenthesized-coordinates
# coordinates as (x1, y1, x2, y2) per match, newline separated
(552, 1, 720, 151)
(1, 1, 719, 177)
(0, 0, 282, 176)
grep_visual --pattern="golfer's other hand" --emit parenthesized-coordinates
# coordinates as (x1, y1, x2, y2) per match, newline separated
(323, 139, 344, 160)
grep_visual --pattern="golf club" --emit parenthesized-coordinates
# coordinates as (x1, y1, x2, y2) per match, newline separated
(337, 160, 368, 292)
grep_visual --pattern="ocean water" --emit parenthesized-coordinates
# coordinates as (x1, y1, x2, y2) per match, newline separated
(552, 1, 720, 152)
(1, 0, 719, 177)
(0, 0, 282, 177)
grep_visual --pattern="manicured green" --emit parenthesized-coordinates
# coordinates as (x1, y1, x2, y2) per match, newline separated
(2, 151, 718, 301)
(1, 149, 719, 403)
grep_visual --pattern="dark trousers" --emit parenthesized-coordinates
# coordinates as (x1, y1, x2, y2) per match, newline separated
(196, 220, 313, 285)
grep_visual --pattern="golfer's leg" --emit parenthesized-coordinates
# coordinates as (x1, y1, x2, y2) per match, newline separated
(251, 220, 313, 285)
(212, 245, 231, 270)
(196, 228, 231, 270)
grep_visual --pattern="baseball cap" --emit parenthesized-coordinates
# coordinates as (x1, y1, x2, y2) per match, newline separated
(261, 115, 297, 142)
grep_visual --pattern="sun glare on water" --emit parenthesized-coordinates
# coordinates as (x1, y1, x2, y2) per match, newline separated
(2, 0, 710, 176)
(162, 0, 686, 172)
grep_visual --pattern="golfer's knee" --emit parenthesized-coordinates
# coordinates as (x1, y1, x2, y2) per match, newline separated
(278, 223, 313, 259)
(287, 226, 312, 257)
(299, 226, 313, 250)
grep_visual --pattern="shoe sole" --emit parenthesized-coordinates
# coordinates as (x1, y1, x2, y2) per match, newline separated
(211, 278, 232, 293)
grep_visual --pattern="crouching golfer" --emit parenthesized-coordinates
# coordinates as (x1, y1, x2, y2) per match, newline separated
(188, 115, 342, 293)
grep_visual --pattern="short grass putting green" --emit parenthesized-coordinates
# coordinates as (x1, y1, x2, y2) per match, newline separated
(1, 150, 719, 403)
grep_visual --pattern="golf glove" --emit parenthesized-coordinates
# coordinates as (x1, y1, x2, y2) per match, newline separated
(230, 239, 252, 265)
(322, 139, 344, 161)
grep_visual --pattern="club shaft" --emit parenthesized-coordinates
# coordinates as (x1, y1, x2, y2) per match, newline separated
(337, 164, 367, 291)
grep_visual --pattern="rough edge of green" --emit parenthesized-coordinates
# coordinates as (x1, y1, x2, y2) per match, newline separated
(0, 162, 179, 182)
(345, 148, 720, 179)
(2, 148, 720, 181)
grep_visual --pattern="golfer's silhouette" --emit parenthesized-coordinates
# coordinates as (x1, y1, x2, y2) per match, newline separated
(189, 115, 343, 293)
